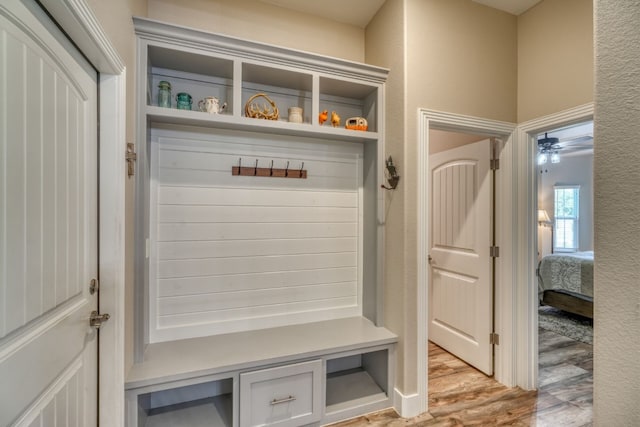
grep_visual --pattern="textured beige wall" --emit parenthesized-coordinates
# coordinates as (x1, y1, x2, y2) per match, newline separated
(593, 0, 640, 424)
(147, 0, 365, 62)
(85, 0, 147, 375)
(518, 0, 593, 122)
(401, 0, 515, 395)
(365, 0, 407, 391)
(366, 0, 517, 397)
(407, 0, 517, 123)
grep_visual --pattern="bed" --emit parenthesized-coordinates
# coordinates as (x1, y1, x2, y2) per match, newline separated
(537, 251, 594, 318)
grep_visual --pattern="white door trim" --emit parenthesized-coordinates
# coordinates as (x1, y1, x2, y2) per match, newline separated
(417, 108, 516, 415)
(513, 103, 594, 390)
(38, 0, 126, 425)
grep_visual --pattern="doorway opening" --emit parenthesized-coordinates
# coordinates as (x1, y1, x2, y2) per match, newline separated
(514, 103, 593, 392)
(417, 108, 516, 415)
(534, 120, 594, 422)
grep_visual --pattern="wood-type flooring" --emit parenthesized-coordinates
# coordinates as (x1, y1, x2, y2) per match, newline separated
(329, 327, 593, 426)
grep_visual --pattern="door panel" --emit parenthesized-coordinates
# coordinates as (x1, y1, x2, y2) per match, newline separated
(0, 0, 98, 424)
(429, 139, 493, 375)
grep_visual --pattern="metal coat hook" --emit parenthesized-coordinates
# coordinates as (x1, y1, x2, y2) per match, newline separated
(299, 162, 304, 178)
(254, 159, 259, 176)
(270, 160, 274, 176)
(285, 161, 290, 177)
(381, 156, 400, 190)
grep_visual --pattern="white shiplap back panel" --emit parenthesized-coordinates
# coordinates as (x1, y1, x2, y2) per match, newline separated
(149, 130, 363, 342)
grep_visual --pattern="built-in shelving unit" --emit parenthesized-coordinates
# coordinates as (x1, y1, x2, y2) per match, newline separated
(130, 17, 394, 427)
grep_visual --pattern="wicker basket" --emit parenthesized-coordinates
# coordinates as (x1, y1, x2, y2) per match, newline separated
(245, 93, 279, 120)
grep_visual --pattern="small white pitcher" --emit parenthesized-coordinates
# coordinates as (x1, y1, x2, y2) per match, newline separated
(198, 96, 227, 114)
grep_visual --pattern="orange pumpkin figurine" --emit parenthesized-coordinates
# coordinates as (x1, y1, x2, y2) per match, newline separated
(331, 111, 340, 127)
(318, 110, 328, 125)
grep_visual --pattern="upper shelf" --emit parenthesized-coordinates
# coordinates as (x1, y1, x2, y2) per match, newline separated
(146, 106, 380, 143)
(136, 17, 388, 140)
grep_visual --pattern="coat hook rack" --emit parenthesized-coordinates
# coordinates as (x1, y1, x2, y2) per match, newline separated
(232, 158, 307, 179)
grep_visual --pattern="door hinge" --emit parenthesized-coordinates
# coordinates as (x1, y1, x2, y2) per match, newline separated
(490, 159, 500, 170)
(490, 332, 500, 345)
(90, 311, 111, 329)
(490, 246, 500, 257)
(126, 142, 137, 177)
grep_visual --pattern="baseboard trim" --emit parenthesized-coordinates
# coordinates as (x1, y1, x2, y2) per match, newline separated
(393, 388, 424, 418)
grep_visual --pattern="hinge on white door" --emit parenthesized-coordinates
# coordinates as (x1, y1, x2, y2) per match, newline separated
(126, 142, 137, 177)
(490, 246, 500, 257)
(490, 137, 501, 170)
(490, 332, 500, 345)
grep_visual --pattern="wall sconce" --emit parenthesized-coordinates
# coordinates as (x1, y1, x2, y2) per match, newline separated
(381, 156, 400, 190)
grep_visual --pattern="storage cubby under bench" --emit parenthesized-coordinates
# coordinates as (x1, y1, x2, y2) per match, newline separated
(126, 317, 396, 427)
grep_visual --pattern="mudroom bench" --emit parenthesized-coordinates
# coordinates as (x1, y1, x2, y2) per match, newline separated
(125, 317, 396, 427)
(131, 17, 393, 426)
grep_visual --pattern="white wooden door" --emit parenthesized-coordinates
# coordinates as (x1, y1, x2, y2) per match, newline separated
(0, 0, 99, 425)
(429, 138, 493, 375)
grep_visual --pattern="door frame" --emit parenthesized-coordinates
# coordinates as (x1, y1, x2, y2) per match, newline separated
(38, 0, 126, 424)
(417, 109, 516, 413)
(513, 103, 594, 390)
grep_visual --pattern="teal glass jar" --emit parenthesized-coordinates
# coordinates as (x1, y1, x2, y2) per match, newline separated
(157, 81, 171, 108)
(176, 92, 192, 110)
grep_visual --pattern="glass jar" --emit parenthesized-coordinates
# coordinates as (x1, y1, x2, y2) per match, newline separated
(157, 81, 171, 108)
(176, 92, 192, 110)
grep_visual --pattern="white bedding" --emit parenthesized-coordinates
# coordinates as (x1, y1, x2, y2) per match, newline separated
(537, 251, 594, 299)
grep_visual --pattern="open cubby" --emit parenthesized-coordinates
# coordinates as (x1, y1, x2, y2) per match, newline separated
(325, 349, 389, 415)
(135, 378, 233, 427)
(319, 76, 378, 132)
(241, 63, 313, 123)
(147, 45, 234, 113)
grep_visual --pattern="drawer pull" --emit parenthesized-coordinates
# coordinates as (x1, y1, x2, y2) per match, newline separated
(270, 395, 296, 405)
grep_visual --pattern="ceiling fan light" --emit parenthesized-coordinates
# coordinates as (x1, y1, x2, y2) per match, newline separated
(551, 152, 560, 163)
(538, 152, 548, 165)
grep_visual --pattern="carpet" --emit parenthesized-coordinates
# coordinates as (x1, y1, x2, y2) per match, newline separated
(538, 305, 593, 344)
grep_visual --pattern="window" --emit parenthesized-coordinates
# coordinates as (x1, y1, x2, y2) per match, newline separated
(554, 186, 579, 252)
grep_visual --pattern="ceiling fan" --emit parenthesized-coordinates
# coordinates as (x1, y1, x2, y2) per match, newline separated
(537, 131, 593, 164)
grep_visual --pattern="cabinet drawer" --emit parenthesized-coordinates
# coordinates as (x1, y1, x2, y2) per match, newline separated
(240, 360, 322, 427)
